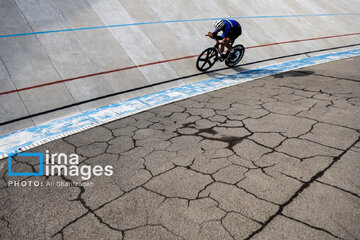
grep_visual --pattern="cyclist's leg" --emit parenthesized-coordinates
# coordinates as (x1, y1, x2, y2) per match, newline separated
(219, 39, 232, 60)
(222, 38, 233, 51)
(218, 35, 233, 53)
(219, 41, 228, 54)
(223, 26, 241, 52)
(228, 27, 242, 56)
(229, 27, 242, 45)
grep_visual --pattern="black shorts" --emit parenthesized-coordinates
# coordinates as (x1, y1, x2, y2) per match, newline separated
(227, 26, 242, 42)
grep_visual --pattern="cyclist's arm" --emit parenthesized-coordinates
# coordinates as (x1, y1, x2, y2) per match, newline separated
(221, 23, 231, 38)
(212, 29, 224, 40)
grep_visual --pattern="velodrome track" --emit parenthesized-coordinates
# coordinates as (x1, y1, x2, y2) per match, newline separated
(0, 1, 360, 239)
(0, 0, 360, 134)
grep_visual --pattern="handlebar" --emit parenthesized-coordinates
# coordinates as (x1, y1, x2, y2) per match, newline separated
(205, 32, 223, 42)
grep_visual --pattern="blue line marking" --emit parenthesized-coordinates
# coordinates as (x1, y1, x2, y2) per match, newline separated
(0, 48, 359, 158)
(1, 13, 359, 38)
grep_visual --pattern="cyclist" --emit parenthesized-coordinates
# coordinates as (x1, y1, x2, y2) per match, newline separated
(206, 19, 242, 60)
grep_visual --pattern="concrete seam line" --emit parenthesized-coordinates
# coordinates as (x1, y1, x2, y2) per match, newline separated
(0, 32, 359, 96)
(0, 48, 359, 159)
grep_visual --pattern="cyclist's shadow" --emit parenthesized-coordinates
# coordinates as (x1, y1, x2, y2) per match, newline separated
(205, 67, 314, 79)
(204, 66, 248, 79)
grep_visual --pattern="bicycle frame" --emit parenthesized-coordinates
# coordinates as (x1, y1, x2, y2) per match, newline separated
(214, 39, 233, 60)
(214, 41, 224, 60)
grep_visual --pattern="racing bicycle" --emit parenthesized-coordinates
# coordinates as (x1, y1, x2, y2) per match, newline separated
(196, 37, 245, 72)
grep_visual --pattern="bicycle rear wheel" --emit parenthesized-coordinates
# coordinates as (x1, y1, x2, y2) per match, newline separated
(225, 44, 245, 67)
(196, 47, 218, 71)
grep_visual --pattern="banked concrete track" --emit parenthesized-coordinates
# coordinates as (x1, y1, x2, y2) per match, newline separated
(0, 0, 360, 135)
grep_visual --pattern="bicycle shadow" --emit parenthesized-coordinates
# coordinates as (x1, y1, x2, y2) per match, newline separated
(205, 66, 248, 78)
(205, 67, 314, 80)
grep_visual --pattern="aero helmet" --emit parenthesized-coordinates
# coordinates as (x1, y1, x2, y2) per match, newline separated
(214, 19, 225, 30)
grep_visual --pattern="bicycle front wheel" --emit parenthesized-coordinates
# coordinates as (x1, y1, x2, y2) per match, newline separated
(196, 47, 218, 72)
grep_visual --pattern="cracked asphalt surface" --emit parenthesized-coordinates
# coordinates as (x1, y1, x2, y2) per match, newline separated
(1, 56, 360, 240)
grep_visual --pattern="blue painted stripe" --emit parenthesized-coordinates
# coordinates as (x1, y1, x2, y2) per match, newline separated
(0, 48, 359, 158)
(1, 13, 360, 38)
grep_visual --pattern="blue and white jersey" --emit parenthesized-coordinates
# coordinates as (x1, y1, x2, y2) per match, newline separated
(214, 19, 241, 38)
